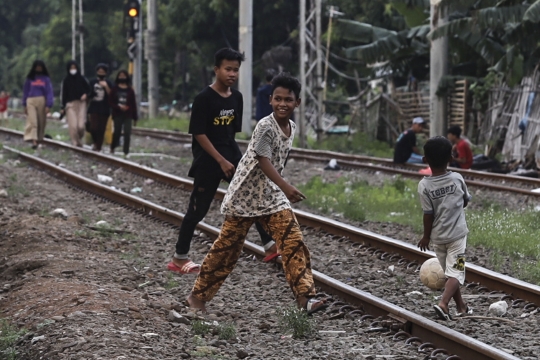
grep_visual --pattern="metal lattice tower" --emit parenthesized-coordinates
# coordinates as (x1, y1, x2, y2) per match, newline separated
(299, 0, 323, 147)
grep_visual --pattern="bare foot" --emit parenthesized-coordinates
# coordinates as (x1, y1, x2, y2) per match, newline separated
(186, 293, 207, 313)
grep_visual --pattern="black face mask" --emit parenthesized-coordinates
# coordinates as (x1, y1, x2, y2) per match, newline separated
(118, 78, 127, 84)
(35, 70, 42, 74)
(97, 75, 106, 80)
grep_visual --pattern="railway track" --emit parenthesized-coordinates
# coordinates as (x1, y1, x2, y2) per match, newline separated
(2, 127, 540, 307)
(1, 144, 522, 360)
(131, 127, 540, 196)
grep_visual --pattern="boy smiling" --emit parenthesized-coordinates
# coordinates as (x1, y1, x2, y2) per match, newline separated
(186, 73, 326, 314)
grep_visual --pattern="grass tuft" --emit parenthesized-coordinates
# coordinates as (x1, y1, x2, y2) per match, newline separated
(278, 305, 315, 338)
(191, 320, 211, 336)
(0, 319, 26, 360)
(217, 322, 236, 340)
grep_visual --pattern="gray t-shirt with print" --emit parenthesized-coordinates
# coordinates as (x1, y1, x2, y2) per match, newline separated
(418, 171, 471, 244)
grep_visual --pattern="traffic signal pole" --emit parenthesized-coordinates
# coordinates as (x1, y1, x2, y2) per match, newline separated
(126, 0, 142, 119)
(238, 0, 253, 135)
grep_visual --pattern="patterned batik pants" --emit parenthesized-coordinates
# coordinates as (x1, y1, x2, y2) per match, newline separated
(192, 209, 316, 302)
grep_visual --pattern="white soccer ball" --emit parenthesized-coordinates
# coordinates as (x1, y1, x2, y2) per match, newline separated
(419, 258, 446, 290)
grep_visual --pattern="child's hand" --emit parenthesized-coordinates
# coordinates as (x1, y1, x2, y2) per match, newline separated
(219, 159, 235, 179)
(283, 184, 306, 203)
(417, 237, 430, 252)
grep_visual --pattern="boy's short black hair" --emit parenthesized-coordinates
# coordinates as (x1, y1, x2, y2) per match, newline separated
(95, 63, 109, 73)
(447, 125, 462, 137)
(424, 136, 452, 169)
(214, 48, 245, 67)
(271, 72, 301, 99)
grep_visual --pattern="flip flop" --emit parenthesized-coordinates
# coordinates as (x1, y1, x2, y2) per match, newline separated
(263, 253, 280, 262)
(455, 306, 473, 317)
(306, 298, 328, 315)
(167, 260, 200, 274)
(433, 305, 452, 321)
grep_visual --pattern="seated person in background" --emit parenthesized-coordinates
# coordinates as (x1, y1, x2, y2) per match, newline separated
(447, 125, 473, 169)
(393, 117, 426, 164)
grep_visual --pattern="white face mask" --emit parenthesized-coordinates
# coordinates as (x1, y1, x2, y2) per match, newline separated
(69, 69, 77, 75)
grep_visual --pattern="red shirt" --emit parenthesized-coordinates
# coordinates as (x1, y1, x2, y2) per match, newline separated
(0, 95, 8, 112)
(456, 139, 473, 169)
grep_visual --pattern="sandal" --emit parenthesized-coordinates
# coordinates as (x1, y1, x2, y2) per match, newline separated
(433, 305, 453, 321)
(167, 260, 200, 274)
(455, 306, 473, 317)
(305, 298, 328, 315)
(263, 253, 280, 262)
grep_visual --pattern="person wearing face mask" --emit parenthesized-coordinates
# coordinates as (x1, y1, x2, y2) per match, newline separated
(61, 60, 91, 147)
(87, 63, 113, 151)
(22, 60, 54, 149)
(108, 70, 138, 156)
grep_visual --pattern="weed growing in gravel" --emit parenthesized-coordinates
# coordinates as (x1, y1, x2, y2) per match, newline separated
(278, 305, 315, 338)
(0, 318, 26, 360)
(217, 322, 236, 340)
(164, 273, 179, 290)
(304, 132, 394, 158)
(299, 176, 422, 228)
(137, 117, 190, 132)
(191, 320, 211, 336)
(7, 174, 29, 198)
(36, 319, 54, 329)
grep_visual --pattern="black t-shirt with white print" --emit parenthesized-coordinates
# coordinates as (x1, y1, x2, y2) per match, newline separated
(188, 86, 243, 179)
(87, 78, 113, 115)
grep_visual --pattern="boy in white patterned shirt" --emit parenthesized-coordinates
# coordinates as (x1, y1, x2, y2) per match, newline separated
(186, 73, 326, 314)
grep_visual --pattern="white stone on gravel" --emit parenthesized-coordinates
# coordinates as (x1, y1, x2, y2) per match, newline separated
(96, 220, 108, 227)
(0, 189, 7, 197)
(167, 310, 191, 325)
(97, 174, 113, 183)
(51, 208, 68, 219)
(130, 187, 142, 194)
(489, 300, 508, 316)
(31, 335, 45, 344)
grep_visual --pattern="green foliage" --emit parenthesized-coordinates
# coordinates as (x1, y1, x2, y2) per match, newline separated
(307, 132, 394, 158)
(299, 176, 422, 228)
(191, 320, 211, 336)
(0, 318, 26, 360)
(469, 71, 502, 111)
(278, 305, 315, 338)
(217, 322, 236, 340)
(137, 117, 190, 132)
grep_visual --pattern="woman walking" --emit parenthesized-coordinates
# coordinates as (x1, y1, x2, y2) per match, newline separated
(22, 60, 54, 149)
(109, 70, 137, 156)
(87, 63, 113, 151)
(61, 60, 90, 147)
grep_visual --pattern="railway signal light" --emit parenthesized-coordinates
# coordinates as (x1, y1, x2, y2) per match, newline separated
(125, 1, 140, 19)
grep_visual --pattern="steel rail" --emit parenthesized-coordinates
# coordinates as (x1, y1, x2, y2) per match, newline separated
(131, 127, 540, 187)
(2, 127, 540, 305)
(3, 145, 519, 360)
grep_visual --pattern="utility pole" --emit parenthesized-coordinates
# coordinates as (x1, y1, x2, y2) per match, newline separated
(238, 0, 253, 135)
(79, 0, 84, 74)
(72, 0, 76, 60)
(299, 0, 323, 145)
(430, 0, 448, 137)
(134, 11, 142, 120)
(146, 0, 159, 119)
(322, 6, 343, 112)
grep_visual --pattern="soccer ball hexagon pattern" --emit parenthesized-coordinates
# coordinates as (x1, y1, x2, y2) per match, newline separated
(419, 258, 446, 290)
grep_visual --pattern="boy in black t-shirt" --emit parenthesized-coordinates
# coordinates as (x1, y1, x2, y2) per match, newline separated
(168, 48, 277, 275)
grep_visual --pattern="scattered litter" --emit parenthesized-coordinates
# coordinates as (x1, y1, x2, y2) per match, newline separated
(97, 174, 113, 183)
(389, 212, 404, 216)
(52, 112, 61, 119)
(51, 208, 68, 219)
(96, 220, 108, 227)
(130, 187, 142, 194)
(406, 291, 423, 297)
(534, 205, 540, 212)
(138, 281, 152, 288)
(183, 144, 192, 149)
(324, 159, 341, 171)
(387, 265, 395, 273)
(144, 179, 154, 185)
(91, 165, 97, 169)
(531, 188, 540, 193)
(58, 163, 66, 168)
(0, 189, 7, 197)
(127, 153, 183, 160)
(142, 333, 159, 337)
(489, 301, 508, 316)
(318, 330, 346, 333)
(31, 335, 45, 344)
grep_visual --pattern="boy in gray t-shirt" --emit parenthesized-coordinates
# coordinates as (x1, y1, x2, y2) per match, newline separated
(417, 136, 472, 321)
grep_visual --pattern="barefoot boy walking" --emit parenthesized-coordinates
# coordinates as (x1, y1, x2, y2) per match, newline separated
(417, 136, 472, 320)
(186, 73, 326, 314)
